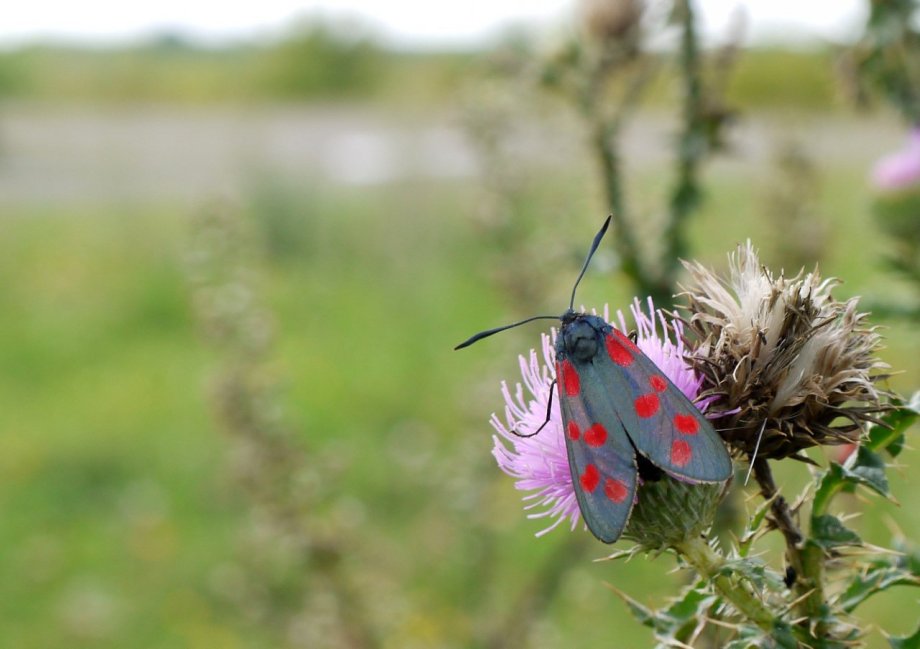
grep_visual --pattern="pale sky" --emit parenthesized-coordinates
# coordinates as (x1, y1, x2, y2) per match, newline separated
(0, 1, 866, 48)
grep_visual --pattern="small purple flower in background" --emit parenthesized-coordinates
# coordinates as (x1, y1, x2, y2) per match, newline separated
(870, 128, 920, 266)
(490, 297, 708, 537)
(871, 128, 920, 191)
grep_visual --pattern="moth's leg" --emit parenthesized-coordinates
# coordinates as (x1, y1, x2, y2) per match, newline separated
(512, 380, 556, 438)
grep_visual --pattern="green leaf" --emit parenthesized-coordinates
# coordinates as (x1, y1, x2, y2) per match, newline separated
(722, 556, 785, 591)
(662, 584, 718, 644)
(812, 515, 862, 550)
(664, 583, 716, 621)
(723, 626, 775, 649)
(721, 623, 797, 649)
(739, 496, 775, 557)
(839, 559, 920, 613)
(907, 391, 920, 415)
(847, 447, 890, 498)
(866, 396, 920, 456)
(610, 586, 659, 629)
(886, 432, 906, 458)
(614, 580, 717, 642)
(770, 622, 801, 649)
(813, 442, 897, 518)
(889, 622, 920, 649)
(813, 463, 847, 518)
(892, 538, 920, 575)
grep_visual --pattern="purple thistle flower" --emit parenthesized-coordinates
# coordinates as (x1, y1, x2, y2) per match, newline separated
(871, 128, 920, 191)
(490, 297, 708, 537)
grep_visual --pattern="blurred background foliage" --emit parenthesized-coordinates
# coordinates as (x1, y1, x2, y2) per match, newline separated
(0, 24, 840, 108)
(1, 3, 919, 648)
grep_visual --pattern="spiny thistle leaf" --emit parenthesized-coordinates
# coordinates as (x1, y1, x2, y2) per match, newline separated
(613, 580, 716, 641)
(892, 538, 920, 574)
(723, 629, 766, 649)
(722, 556, 785, 592)
(720, 622, 798, 649)
(848, 447, 891, 498)
(909, 391, 920, 413)
(838, 556, 920, 613)
(811, 397, 915, 516)
(771, 624, 800, 649)
(813, 463, 849, 519)
(663, 581, 718, 622)
(888, 622, 920, 649)
(886, 431, 906, 458)
(866, 394, 920, 456)
(811, 515, 862, 550)
(608, 584, 661, 630)
(738, 495, 776, 557)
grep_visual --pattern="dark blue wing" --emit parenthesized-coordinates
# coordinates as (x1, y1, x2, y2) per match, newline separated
(598, 326, 732, 483)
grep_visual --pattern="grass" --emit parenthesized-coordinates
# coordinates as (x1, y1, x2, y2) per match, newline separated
(0, 132, 918, 648)
(0, 37, 843, 114)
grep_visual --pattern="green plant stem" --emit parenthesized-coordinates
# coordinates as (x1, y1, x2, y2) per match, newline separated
(582, 87, 674, 304)
(662, 0, 706, 288)
(674, 536, 783, 633)
(579, 53, 648, 296)
(576, 1, 713, 306)
(590, 119, 651, 291)
(753, 458, 830, 644)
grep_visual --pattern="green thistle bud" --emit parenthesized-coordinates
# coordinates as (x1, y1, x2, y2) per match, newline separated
(623, 469, 727, 550)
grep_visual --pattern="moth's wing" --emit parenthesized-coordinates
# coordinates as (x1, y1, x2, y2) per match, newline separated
(599, 329, 732, 483)
(556, 359, 638, 544)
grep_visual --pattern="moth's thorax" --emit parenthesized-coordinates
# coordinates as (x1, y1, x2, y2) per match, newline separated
(559, 313, 607, 362)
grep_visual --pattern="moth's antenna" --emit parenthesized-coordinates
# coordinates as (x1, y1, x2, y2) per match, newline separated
(457, 217, 611, 350)
(454, 315, 560, 350)
(569, 215, 612, 311)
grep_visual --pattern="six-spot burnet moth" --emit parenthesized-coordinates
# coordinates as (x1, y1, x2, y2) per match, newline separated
(455, 217, 732, 543)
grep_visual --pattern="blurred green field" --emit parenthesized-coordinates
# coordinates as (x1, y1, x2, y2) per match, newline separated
(0, 30, 841, 112)
(1, 132, 918, 648)
(0, 15, 918, 646)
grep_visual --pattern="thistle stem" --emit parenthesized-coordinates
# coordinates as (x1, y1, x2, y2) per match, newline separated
(662, 0, 706, 287)
(752, 458, 830, 644)
(674, 536, 784, 633)
(580, 58, 655, 302)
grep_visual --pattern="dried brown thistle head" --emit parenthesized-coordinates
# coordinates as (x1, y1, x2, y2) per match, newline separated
(680, 241, 889, 461)
(578, 0, 644, 45)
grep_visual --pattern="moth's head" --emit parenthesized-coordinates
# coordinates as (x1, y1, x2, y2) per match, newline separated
(562, 316, 599, 362)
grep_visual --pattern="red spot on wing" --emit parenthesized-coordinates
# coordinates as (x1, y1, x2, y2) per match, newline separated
(604, 478, 628, 503)
(584, 423, 608, 447)
(671, 440, 693, 467)
(567, 421, 581, 441)
(558, 360, 580, 396)
(674, 414, 699, 435)
(580, 464, 600, 493)
(649, 375, 667, 392)
(615, 330, 640, 352)
(634, 393, 660, 418)
(605, 334, 634, 367)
